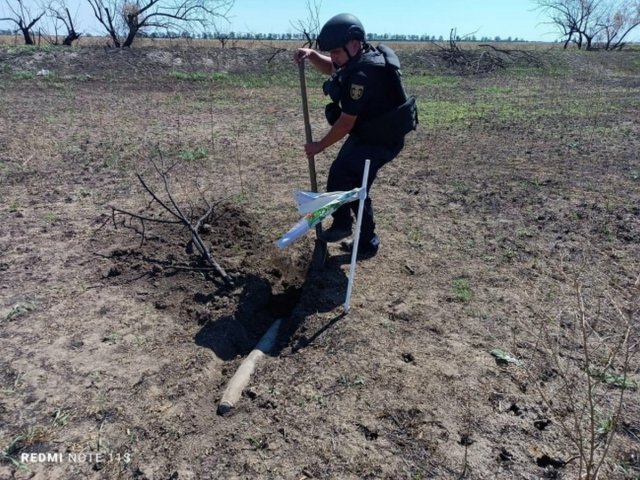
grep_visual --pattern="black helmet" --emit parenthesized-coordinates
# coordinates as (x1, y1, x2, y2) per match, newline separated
(317, 13, 365, 51)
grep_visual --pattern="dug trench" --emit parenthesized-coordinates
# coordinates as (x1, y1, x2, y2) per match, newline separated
(101, 200, 345, 411)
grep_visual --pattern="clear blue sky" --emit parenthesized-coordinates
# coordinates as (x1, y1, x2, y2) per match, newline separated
(4, 0, 638, 42)
(225, 0, 557, 42)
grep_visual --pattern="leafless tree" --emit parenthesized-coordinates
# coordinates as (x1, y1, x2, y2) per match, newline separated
(46, 0, 81, 45)
(212, 26, 236, 48)
(534, 0, 596, 48)
(534, 0, 640, 49)
(290, 0, 321, 47)
(0, 0, 46, 45)
(594, 0, 640, 49)
(86, 0, 234, 48)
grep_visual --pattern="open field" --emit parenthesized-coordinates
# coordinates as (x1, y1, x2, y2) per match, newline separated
(0, 43, 639, 479)
(6, 35, 639, 51)
(0, 35, 553, 50)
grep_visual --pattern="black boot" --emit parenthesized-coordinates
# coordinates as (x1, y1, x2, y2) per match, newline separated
(319, 224, 352, 243)
(340, 234, 380, 259)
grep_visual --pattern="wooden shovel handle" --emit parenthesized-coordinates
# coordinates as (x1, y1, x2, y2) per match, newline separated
(298, 61, 318, 193)
(298, 61, 327, 267)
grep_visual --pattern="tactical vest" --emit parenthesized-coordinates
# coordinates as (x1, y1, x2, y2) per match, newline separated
(323, 44, 418, 145)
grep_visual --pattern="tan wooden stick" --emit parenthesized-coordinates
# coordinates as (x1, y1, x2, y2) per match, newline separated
(217, 319, 281, 416)
(299, 60, 327, 267)
(298, 61, 318, 192)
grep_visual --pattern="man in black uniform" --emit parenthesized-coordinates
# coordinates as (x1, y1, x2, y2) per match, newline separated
(295, 13, 416, 259)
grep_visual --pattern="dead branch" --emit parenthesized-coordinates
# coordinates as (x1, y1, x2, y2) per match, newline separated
(431, 29, 542, 75)
(111, 157, 233, 285)
(267, 47, 287, 63)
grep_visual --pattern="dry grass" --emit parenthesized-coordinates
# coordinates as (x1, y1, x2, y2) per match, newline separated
(0, 33, 564, 51)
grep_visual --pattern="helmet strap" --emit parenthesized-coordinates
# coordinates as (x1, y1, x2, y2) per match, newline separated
(343, 40, 364, 62)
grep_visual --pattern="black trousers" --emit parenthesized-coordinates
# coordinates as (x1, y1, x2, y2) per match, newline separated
(326, 135, 404, 243)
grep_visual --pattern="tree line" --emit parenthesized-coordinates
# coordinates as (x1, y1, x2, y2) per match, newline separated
(187, 32, 529, 43)
(0, 28, 530, 43)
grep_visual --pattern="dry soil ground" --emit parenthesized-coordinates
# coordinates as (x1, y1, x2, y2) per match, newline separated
(0, 44, 639, 479)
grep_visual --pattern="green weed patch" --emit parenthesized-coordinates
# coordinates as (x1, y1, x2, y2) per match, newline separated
(417, 90, 626, 127)
(12, 70, 34, 80)
(168, 67, 307, 89)
(451, 278, 473, 302)
(404, 74, 461, 88)
(179, 146, 208, 162)
(169, 70, 229, 82)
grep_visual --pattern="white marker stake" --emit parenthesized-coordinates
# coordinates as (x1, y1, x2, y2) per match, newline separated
(344, 159, 371, 313)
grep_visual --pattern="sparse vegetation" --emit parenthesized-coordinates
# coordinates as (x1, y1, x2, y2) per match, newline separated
(178, 146, 208, 162)
(5, 303, 35, 321)
(0, 41, 638, 479)
(451, 278, 473, 303)
(168, 70, 228, 82)
(527, 278, 637, 480)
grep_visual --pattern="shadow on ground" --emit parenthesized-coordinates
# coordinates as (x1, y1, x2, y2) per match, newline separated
(194, 241, 356, 361)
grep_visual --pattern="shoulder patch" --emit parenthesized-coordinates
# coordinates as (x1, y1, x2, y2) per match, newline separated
(350, 84, 364, 100)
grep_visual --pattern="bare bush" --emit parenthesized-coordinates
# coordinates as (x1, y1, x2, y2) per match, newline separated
(432, 29, 544, 74)
(526, 271, 638, 479)
(110, 152, 232, 285)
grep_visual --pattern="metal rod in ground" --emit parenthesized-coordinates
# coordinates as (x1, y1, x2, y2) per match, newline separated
(344, 159, 371, 313)
(217, 319, 282, 416)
